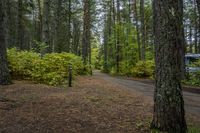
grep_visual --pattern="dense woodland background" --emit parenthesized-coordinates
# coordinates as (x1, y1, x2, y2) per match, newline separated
(3, 0, 200, 86)
(3, 0, 200, 72)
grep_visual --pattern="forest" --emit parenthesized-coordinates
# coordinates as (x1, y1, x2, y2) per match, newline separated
(0, 0, 200, 133)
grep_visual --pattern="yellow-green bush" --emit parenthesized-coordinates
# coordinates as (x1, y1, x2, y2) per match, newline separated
(131, 60, 155, 78)
(7, 48, 88, 86)
(183, 60, 200, 87)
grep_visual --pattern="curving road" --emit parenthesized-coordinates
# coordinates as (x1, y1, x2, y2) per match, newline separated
(93, 70, 200, 118)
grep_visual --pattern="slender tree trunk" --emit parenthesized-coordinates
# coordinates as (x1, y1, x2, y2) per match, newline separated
(196, 0, 200, 53)
(17, 0, 23, 50)
(5, 0, 11, 48)
(0, 0, 11, 85)
(54, 0, 62, 53)
(151, 0, 187, 132)
(116, 0, 120, 73)
(104, 2, 113, 72)
(112, 0, 117, 67)
(196, 0, 200, 27)
(37, 0, 42, 42)
(42, 0, 50, 53)
(194, 0, 198, 53)
(108, 1, 113, 67)
(103, 16, 108, 72)
(189, 25, 193, 53)
(72, 19, 80, 55)
(66, 0, 71, 52)
(132, 0, 141, 60)
(82, 0, 91, 65)
(140, 0, 145, 60)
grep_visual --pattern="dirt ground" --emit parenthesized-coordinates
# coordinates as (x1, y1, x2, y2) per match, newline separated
(0, 76, 199, 133)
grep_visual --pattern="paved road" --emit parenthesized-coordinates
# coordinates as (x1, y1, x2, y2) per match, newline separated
(93, 70, 200, 117)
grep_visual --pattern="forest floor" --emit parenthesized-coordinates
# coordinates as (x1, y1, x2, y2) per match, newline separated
(0, 71, 200, 133)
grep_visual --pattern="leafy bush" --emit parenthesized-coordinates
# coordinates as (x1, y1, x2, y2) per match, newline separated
(118, 60, 138, 76)
(183, 72, 200, 87)
(91, 48, 101, 69)
(105, 60, 155, 78)
(183, 60, 200, 87)
(131, 60, 155, 78)
(7, 48, 88, 86)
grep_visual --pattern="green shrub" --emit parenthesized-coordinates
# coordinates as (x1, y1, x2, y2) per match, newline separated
(7, 48, 88, 86)
(131, 60, 155, 78)
(118, 60, 138, 76)
(183, 72, 200, 87)
(7, 48, 40, 78)
(183, 60, 200, 87)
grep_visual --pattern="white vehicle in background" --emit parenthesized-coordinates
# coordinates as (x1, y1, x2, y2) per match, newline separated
(185, 54, 200, 73)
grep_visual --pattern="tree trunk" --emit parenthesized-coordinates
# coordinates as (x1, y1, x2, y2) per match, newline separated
(140, 0, 145, 60)
(189, 25, 193, 53)
(54, 0, 62, 53)
(196, 0, 200, 27)
(116, 0, 120, 73)
(103, 16, 108, 72)
(197, 0, 200, 53)
(37, 0, 42, 42)
(0, 0, 11, 85)
(66, 0, 71, 52)
(151, 0, 187, 132)
(112, 0, 117, 67)
(194, 0, 198, 53)
(42, 0, 50, 53)
(132, 0, 141, 60)
(17, 0, 23, 50)
(72, 19, 80, 55)
(82, 0, 91, 65)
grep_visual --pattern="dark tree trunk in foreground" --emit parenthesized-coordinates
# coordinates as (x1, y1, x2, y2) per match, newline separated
(151, 0, 187, 132)
(0, 0, 11, 85)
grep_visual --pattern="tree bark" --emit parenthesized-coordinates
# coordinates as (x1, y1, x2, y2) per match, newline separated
(0, 0, 11, 85)
(196, 0, 200, 27)
(42, 0, 50, 53)
(37, 0, 42, 42)
(66, 0, 71, 52)
(132, 0, 141, 60)
(194, 1, 198, 54)
(116, 0, 120, 73)
(54, 0, 62, 53)
(140, 0, 145, 60)
(72, 19, 81, 55)
(82, 0, 91, 65)
(17, 0, 24, 50)
(189, 25, 193, 53)
(112, 0, 117, 67)
(196, 0, 200, 53)
(151, 0, 187, 132)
